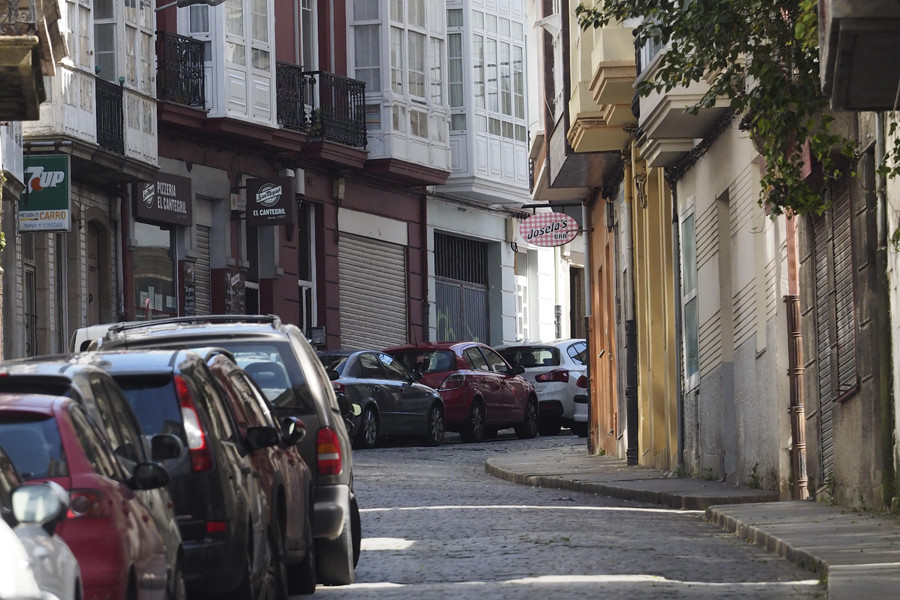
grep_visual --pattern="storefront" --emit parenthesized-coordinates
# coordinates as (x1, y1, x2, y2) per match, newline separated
(129, 172, 192, 321)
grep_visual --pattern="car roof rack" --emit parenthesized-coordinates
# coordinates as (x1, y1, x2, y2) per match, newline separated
(105, 314, 283, 336)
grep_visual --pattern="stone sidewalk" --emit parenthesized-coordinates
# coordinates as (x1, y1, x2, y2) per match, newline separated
(485, 444, 900, 599)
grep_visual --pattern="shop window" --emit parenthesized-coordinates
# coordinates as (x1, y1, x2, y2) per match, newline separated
(133, 222, 176, 320)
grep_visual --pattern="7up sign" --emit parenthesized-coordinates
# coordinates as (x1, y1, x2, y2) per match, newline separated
(19, 155, 71, 232)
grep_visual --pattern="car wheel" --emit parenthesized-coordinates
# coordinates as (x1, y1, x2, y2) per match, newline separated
(316, 517, 355, 586)
(572, 422, 588, 437)
(355, 405, 379, 449)
(422, 403, 444, 446)
(515, 397, 539, 439)
(539, 418, 562, 437)
(227, 527, 254, 600)
(287, 507, 317, 595)
(255, 527, 285, 600)
(460, 401, 485, 443)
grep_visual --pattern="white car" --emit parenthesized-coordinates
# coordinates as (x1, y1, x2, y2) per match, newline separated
(0, 447, 82, 600)
(496, 339, 589, 437)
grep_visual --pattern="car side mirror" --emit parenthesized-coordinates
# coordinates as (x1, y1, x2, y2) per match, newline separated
(245, 426, 282, 450)
(508, 364, 525, 376)
(11, 481, 69, 535)
(327, 369, 340, 381)
(130, 462, 170, 491)
(281, 416, 307, 446)
(150, 433, 183, 461)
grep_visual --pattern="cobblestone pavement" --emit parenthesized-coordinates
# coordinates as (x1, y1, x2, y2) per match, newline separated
(312, 433, 825, 599)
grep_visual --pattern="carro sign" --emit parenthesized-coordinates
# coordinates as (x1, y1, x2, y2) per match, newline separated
(519, 212, 579, 247)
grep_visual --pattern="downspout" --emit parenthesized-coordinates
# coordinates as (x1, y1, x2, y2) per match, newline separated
(667, 171, 685, 472)
(583, 196, 593, 452)
(623, 154, 638, 466)
(785, 213, 808, 500)
(875, 112, 895, 510)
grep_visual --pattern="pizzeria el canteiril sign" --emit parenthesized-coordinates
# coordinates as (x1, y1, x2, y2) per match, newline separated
(519, 212, 579, 247)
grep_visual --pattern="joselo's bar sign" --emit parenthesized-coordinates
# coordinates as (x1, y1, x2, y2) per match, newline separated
(519, 212, 579, 247)
(246, 176, 295, 227)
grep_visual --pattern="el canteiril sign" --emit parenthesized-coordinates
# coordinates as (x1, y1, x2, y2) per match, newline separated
(19, 155, 71, 232)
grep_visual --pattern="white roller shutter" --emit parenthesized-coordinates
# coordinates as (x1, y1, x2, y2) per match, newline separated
(338, 233, 407, 350)
(195, 225, 211, 314)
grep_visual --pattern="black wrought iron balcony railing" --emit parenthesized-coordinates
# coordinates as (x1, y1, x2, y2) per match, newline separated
(0, 0, 36, 35)
(155, 31, 205, 109)
(276, 62, 366, 148)
(96, 78, 124, 155)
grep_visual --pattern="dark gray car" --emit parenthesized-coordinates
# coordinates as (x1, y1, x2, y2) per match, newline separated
(91, 314, 361, 586)
(318, 350, 444, 448)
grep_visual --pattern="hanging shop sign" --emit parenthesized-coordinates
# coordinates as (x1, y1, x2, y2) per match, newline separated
(518, 212, 579, 247)
(19, 154, 71, 232)
(246, 176, 295, 227)
(137, 173, 193, 227)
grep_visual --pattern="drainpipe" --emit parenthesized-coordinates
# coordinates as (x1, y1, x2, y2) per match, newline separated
(583, 196, 593, 452)
(875, 112, 895, 509)
(668, 172, 685, 472)
(623, 154, 638, 466)
(785, 213, 808, 500)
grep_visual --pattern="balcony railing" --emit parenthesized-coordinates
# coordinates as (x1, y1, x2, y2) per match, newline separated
(156, 31, 205, 109)
(96, 78, 124, 154)
(276, 63, 366, 148)
(0, 0, 36, 35)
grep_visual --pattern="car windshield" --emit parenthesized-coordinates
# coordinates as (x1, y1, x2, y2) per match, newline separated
(318, 354, 347, 375)
(498, 347, 559, 368)
(391, 350, 456, 374)
(0, 417, 68, 479)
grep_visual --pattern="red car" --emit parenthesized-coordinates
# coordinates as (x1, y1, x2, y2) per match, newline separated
(0, 394, 171, 600)
(384, 342, 539, 443)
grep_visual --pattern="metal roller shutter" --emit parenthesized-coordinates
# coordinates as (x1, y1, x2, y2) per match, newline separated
(195, 225, 211, 315)
(338, 233, 407, 350)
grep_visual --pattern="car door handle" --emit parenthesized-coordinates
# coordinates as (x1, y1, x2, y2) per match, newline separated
(372, 386, 381, 392)
(240, 465, 252, 475)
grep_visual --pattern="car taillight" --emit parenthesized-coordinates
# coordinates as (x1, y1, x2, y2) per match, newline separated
(331, 381, 345, 394)
(576, 374, 588, 388)
(536, 369, 569, 383)
(175, 374, 214, 472)
(206, 521, 228, 534)
(439, 373, 466, 391)
(68, 490, 107, 519)
(316, 427, 342, 476)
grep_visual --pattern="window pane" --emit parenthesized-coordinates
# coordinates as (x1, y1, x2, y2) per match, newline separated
(449, 33, 463, 107)
(226, 0, 243, 36)
(226, 42, 246, 66)
(189, 5, 210, 33)
(251, 0, 267, 42)
(430, 38, 443, 104)
(354, 0, 379, 20)
(500, 42, 511, 115)
(409, 31, 425, 98)
(684, 297, 699, 378)
(408, 0, 424, 28)
(486, 39, 498, 112)
(451, 113, 466, 130)
(448, 8, 463, 27)
(473, 36, 484, 109)
(513, 46, 524, 118)
(681, 213, 697, 292)
(391, 27, 403, 94)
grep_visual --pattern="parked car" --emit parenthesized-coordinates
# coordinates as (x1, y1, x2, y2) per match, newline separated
(495, 339, 590, 437)
(384, 341, 539, 443)
(0, 357, 187, 600)
(0, 445, 82, 600)
(201, 348, 317, 595)
(318, 350, 445, 448)
(90, 315, 360, 586)
(0, 393, 171, 600)
(78, 348, 279, 599)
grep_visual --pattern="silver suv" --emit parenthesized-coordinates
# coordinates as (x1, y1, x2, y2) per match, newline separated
(91, 315, 360, 586)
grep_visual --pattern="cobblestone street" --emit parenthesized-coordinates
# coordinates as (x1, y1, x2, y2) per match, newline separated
(313, 434, 825, 599)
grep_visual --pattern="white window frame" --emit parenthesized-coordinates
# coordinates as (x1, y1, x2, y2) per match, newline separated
(680, 205, 700, 390)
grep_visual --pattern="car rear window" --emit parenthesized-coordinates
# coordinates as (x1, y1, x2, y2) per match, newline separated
(391, 350, 456, 374)
(0, 417, 68, 479)
(498, 347, 560, 368)
(222, 341, 315, 413)
(116, 375, 186, 442)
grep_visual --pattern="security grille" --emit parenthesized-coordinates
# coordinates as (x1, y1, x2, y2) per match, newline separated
(195, 225, 211, 314)
(434, 233, 488, 342)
